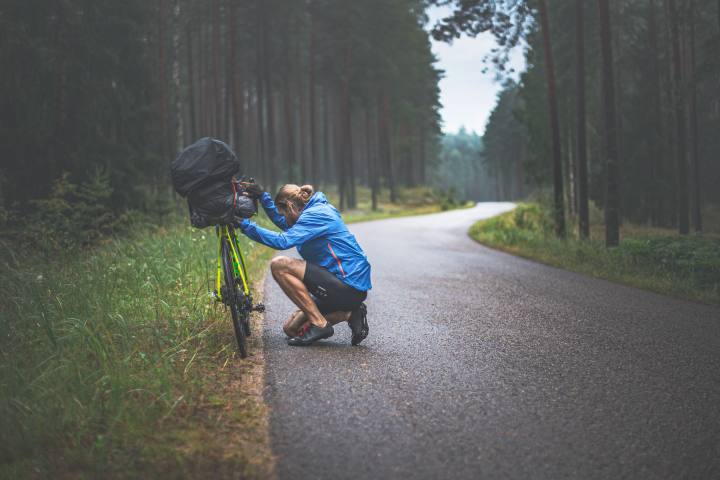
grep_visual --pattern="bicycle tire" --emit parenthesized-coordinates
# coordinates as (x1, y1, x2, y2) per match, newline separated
(221, 238, 248, 358)
(230, 231, 253, 337)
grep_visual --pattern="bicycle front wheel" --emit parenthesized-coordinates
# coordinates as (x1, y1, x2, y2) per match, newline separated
(221, 238, 248, 358)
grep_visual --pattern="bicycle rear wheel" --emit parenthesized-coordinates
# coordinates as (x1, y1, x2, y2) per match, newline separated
(221, 238, 248, 358)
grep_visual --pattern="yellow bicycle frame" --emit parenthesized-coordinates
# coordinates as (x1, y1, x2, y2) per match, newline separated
(216, 225, 250, 301)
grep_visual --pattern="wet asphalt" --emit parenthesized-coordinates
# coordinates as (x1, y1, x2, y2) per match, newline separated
(261, 203, 720, 480)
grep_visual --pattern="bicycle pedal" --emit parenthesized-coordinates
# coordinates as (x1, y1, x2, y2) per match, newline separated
(252, 303, 265, 313)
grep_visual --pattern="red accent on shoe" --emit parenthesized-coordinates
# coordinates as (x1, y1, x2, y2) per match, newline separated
(297, 323, 311, 337)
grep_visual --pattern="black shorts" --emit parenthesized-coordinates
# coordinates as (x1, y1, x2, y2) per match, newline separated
(303, 262, 367, 314)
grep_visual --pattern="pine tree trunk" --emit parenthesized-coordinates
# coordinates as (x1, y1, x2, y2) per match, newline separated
(249, 84, 261, 176)
(186, 23, 197, 142)
(54, 1, 67, 175)
(309, 18, 319, 186)
(379, 91, 396, 203)
(202, 24, 210, 135)
(322, 86, 331, 187)
(648, 0, 663, 226)
(419, 125, 426, 186)
(299, 63, 310, 184)
(283, 62, 296, 182)
(516, 144, 525, 200)
(365, 108, 378, 210)
(334, 87, 346, 210)
(538, 0, 566, 238)
(598, 0, 621, 246)
(404, 123, 415, 187)
(212, 0, 221, 136)
(196, 23, 201, 136)
(224, 0, 233, 143)
(172, 0, 183, 152)
(228, 0, 243, 153)
(664, 0, 678, 228)
(255, 22, 267, 187)
(348, 117, 356, 208)
(158, 0, 168, 158)
(687, 0, 702, 232)
(668, 0, 689, 234)
(261, 5, 276, 192)
(612, 1, 624, 197)
(566, 108, 576, 216)
(576, 0, 590, 239)
(341, 46, 355, 209)
(198, 24, 204, 135)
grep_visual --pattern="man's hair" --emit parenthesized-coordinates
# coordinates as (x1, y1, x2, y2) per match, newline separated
(275, 184, 314, 209)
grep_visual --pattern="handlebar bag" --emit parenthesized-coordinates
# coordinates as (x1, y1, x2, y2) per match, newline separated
(171, 137, 240, 197)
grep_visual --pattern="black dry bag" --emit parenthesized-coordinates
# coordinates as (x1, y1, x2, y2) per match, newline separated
(171, 137, 240, 197)
(170, 138, 256, 228)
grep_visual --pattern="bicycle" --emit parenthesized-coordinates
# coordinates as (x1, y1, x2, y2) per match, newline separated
(211, 223, 264, 358)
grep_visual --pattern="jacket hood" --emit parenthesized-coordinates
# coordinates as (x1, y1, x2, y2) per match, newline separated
(304, 192, 328, 209)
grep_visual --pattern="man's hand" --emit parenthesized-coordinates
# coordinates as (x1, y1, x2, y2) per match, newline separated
(240, 181, 264, 200)
(232, 216, 248, 230)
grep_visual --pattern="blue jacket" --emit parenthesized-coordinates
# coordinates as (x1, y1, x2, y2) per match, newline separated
(238, 192, 372, 292)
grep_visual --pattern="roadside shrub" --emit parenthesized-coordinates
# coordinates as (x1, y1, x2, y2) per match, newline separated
(512, 203, 553, 234)
(470, 202, 720, 304)
(621, 236, 720, 288)
(588, 199, 604, 226)
(441, 187, 458, 211)
(1, 171, 182, 252)
(2, 171, 118, 250)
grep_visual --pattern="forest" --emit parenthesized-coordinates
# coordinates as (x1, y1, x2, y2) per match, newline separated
(5, 0, 715, 244)
(467, 0, 720, 242)
(0, 0, 441, 222)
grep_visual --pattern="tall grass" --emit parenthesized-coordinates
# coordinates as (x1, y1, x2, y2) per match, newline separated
(470, 203, 720, 305)
(0, 213, 274, 476)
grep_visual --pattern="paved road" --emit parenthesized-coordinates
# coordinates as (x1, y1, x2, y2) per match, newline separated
(261, 203, 720, 480)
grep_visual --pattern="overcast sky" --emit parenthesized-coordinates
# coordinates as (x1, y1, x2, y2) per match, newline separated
(426, 6, 526, 136)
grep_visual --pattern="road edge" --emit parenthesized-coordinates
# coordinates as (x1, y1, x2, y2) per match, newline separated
(239, 267, 278, 479)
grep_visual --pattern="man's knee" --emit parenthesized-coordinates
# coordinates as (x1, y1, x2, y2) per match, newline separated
(271, 256, 303, 279)
(270, 256, 292, 275)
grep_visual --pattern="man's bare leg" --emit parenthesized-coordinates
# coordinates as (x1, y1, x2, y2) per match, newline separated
(270, 256, 328, 329)
(284, 310, 352, 337)
(326, 311, 352, 326)
(283, 310, 305, 337)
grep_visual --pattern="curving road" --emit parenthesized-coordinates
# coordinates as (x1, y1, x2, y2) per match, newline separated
(261, 203, 720, 480)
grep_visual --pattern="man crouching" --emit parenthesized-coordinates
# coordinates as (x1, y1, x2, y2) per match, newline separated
(236, 183, 371, 346)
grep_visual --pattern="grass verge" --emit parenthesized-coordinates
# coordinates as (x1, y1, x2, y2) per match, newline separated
(0, 213, 276, 478)
(469, 203, 720, 305)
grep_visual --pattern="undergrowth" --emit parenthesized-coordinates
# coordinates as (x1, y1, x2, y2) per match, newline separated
(0, 210, 275, 477)
(469, 203, 720, 305)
